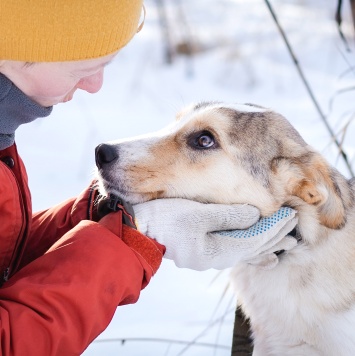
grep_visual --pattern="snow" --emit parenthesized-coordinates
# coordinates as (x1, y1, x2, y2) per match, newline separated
(15, 0, 355, 355)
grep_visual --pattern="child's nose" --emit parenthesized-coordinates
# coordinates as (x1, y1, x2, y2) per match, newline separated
(77, 69, 104, 93)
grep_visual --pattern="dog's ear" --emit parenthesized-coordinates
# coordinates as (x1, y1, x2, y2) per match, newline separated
(288, 153, 349, 229)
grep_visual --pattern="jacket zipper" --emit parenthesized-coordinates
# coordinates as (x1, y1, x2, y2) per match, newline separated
(1, 165, 27, 285)
(3, 268, 10, 282)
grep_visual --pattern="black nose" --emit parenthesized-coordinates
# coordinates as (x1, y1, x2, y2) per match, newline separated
(95, 144, 118, 168)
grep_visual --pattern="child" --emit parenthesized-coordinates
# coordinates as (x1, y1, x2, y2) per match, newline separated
(0, 1, 297, 354)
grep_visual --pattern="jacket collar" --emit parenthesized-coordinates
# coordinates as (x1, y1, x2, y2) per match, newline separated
(0, 73, 53, 150)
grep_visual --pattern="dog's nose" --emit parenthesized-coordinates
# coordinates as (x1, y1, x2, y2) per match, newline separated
(95, 143, 118, 168)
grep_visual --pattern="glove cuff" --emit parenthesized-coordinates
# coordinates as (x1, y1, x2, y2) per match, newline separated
(121, 225, 165, 281)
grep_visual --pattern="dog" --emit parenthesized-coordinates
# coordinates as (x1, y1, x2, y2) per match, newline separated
(95, 102, 355, 355)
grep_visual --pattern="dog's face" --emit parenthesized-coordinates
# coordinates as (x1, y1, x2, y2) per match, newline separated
(96, 102, 351, 229)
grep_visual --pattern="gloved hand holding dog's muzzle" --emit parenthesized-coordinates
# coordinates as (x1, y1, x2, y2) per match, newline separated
(133, 198, 298, 271)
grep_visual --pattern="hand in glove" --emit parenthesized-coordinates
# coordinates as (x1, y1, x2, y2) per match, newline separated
(134, 198, 297, 271)
(215, 207, 298, 270)
(71, 185, 165, 279)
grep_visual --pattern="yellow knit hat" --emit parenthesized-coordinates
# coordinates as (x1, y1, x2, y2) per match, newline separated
(0, 0, 143, 62)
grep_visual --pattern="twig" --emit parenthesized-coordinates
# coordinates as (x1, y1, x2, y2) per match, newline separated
(264, 0, 354, 177)
(92, 336, 230, 350)
(336, 42, 355, 78)
(338, 65, 355, 79)
(329, 85, 355, 112)
(214, 293, 236, 356)
(176, 307, 235, 356)
(178, 309, 238, 356)
(335, 0, 351, 52)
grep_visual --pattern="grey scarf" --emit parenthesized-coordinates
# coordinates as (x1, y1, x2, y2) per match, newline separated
(0, 73, 53, 150)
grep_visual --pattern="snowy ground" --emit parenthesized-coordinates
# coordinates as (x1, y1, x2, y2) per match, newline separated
(16, 0, 355, 355)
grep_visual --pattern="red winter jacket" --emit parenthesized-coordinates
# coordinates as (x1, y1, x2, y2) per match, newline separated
(0, 143, 165, 355)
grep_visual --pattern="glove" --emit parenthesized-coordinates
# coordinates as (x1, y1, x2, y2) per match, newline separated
(71, 182, 135, 225)
(215, 207, 298, 270)
(72, 184, 165, 278)
(134, 198, 258, 270)
(98, 209, 165, 280)
(134, 199, 297, 271)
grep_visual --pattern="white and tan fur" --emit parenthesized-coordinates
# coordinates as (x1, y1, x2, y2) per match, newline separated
(96, 102, 355, 355)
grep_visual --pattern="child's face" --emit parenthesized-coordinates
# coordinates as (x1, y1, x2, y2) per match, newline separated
(0, 52, 117, 107)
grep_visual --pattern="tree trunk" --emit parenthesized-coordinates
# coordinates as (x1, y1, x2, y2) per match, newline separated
(231, 305, 253, 355)
(350, 0, 355, 35)
(156, 0, 174, 64)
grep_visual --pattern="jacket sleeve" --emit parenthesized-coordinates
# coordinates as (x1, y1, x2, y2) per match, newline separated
(0, 219, 163, 356)
(19, 185, 94, 269)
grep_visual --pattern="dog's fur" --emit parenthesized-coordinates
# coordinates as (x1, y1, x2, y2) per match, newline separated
(96, 102, 355, 355)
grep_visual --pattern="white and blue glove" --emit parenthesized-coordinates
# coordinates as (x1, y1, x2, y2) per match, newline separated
(133, 199, 298, 271)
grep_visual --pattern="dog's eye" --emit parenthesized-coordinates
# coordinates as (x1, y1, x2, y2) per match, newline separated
(189, 131, 217, 149)
(197, 134, 214, 148)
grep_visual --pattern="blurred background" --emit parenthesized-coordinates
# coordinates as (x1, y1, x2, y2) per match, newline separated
(16, 0, 355, 354)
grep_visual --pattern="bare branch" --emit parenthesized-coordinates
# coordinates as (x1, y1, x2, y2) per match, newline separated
(264, 0, 354, 177)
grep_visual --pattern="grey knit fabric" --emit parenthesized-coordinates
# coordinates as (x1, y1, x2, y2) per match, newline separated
(0, 73, 52, 149)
